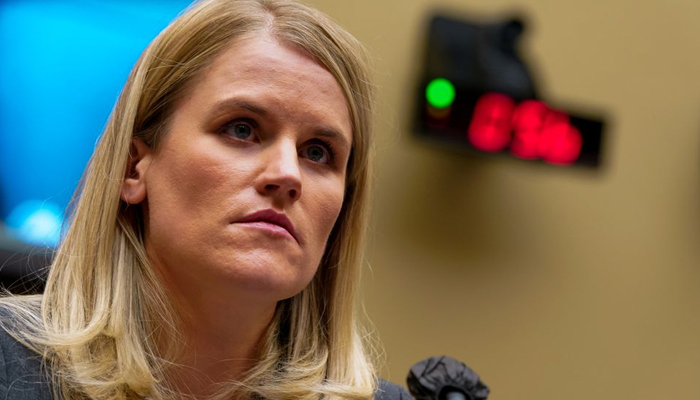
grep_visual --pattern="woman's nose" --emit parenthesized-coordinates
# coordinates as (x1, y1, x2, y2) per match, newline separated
(254, 141, 302, 202)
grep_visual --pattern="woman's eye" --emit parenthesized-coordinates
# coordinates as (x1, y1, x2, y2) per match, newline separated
(302, 143, 331, 164)
(224, 121, 255, 140)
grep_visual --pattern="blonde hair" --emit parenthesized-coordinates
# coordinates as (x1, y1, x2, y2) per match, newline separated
(0, 0, 377, 399)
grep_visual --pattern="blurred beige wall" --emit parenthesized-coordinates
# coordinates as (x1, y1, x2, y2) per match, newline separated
(306, 0, 700, 399)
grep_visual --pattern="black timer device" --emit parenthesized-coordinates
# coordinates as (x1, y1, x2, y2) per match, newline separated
(415, 14, 606, 168)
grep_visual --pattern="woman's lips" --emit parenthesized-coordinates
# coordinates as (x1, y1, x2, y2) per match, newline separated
(235, 209, 298, 242)
(237, 221, 295, 240)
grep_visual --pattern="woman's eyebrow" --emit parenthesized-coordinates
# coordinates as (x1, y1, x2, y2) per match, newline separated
(209, 98, 269, 118)
(316, 128, 351, 153)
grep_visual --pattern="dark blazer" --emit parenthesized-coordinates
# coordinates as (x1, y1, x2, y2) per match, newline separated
(375, 379, 413, 399)
(0, 325, 52, 399)
(0, 326, 411, 399)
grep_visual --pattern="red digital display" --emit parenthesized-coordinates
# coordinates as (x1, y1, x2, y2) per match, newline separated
(467, 93, 515, 153)
(468, 93, 583, 165)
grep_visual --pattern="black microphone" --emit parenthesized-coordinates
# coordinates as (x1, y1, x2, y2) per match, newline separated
(406, 356, 489, 400)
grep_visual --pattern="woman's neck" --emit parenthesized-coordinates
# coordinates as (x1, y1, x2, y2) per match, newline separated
(163, 287, 278, 399)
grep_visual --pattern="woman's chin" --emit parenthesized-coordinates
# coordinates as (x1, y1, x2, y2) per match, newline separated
(204, 254, 316, 300)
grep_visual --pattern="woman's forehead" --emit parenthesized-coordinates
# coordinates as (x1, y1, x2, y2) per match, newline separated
(177, 35, 353, 144)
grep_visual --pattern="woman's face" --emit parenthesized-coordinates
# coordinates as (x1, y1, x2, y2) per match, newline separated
(131, 35, 352, 305)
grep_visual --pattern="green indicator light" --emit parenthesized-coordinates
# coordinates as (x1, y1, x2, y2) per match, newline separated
(426, 78, 455, 109)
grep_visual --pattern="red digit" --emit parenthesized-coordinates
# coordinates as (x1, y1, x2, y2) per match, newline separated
(510, 100, 549, 159)
(468, 93, 515, 152)
(541, 124, 583, 165)
(537, 108, 570, 158)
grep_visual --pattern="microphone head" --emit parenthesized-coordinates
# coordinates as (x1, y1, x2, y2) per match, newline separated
(406, 356, 490, 400)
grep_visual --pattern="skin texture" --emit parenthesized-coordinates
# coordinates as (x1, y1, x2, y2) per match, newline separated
(120, 34, 352, 397)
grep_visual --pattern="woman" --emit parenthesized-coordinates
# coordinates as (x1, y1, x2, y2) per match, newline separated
(0, 0, 411, 399)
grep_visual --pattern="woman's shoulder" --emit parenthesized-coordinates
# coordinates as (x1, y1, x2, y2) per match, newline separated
(375, 378, 413, 399)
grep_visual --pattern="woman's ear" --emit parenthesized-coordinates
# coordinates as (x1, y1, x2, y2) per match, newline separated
(121, 139, 153, 204)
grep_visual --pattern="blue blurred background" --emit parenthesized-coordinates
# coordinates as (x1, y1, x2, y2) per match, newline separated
(0, 0, 191, 247)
